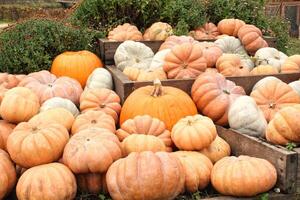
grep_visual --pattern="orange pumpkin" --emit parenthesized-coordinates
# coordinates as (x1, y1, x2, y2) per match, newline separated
(216, 54, 250, 76)
(250, 79, 300, 122)
(77, 173, 107, 194)
(108, 23, 143, 41)
(71, 110, 116, 135)
(281, 55, 300, 73)
(0, 120, 15, 151)
(163, 42, 207, 79)
(143, 22, 173, 41)
(7, 121, 69, 168)
(217, 19, 246, 37)
(51, 50, 103, 87)
(19, 70, 83, 105)
(250, 65, 279, 75)
(159, 35, 196, 51)
(0, 73, 21, 89)
(171, 115, 217, 150)
(120, 80, 198, 130)
(238, 24, 268, 55)
(0, 87, 40, 123)
(0, 86, 7, 106)
(189, 22, 219, 40)
(198, 42, 223, 68)
(0, 149, 16, 200)
(211, 156, 277, 197)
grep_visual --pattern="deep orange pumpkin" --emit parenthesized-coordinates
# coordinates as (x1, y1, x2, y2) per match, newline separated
(217, 19, 246, 37)
(0, 120, 15, 151)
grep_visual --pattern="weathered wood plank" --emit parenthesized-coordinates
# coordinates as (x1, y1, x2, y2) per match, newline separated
(293, 147, 300, 194)
(204, 193, 298, 200)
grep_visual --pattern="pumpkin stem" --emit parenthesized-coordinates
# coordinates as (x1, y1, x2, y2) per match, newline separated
(269, 102, 276, 109)
(100, 103, 106, 108)
(223, 89, 230, 95)
(151, 79, 163, 97)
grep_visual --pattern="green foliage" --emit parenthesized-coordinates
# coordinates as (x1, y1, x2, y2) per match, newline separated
(287, 38, 300, 56)
(260, 193, 269, 200)
(286, 142, 297, 151)
(0, 19, 101, 74)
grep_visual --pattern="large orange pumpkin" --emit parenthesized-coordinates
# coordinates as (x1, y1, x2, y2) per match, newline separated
(120, 80, 198, 130)
(217, 19, 246, 37)
(0, 120, 15, 151)
(0, 149, 16, 200)
(250, 65, 279, 75)
(281, 55, 300, 73)
(76, 173, 107, 194)
(189, 22, 219, 40)
(191, 72, 246, 126)
(108, 23, 143, 41)
(216, 54, 250, 76)
(106, 151, 185, 200)
(51, 50, 103, 87)
(199, 42, 223, 68)
(159, 35, 196, 51)
(163, 42, 207, 79)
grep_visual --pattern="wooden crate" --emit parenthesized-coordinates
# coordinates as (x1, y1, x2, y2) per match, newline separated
(204, 193, 298, 200)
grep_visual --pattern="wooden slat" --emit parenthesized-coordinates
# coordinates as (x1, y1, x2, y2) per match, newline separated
(204, 193, 298, 200)
(292, 147, 300, 194)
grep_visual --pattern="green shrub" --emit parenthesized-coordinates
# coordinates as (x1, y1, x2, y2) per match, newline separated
(0, 19, 101, 74)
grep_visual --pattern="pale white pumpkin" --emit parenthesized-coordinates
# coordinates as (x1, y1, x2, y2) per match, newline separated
(86, 68, 113, 90)
(40, 97, 80, 117)
(289, 80, 300, 96)
(114, 41, 154, 71)
(228, 96, 267, 137)
(252, 76, 282, 91)
(149, 49, 171, 70)
(254, 47, 288, 71)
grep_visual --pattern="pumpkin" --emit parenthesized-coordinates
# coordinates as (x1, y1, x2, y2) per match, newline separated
(281, 55, 300, 73)
(29, 107, 75, 131)
(0, 73, 21, 89)
(163, 42, 207, 79)
(199, 136, 231, 164)
(254, 47, 288, 71)
(77, 173, 107, 194)
(114, 41, 154, 71)
(108, 23, 143, 41)
(211, 156, 277, 197)
(0, 120, 15, 151)
(237, 24, 268, 55)
(16, 163, 77, 200)
(189, 22, 219, 40)
(0, 87, 40, 123)
(150, 49, 171, 70)
(289, 80, 300, 96)
(216, 54, 251, 76)
(106, 151, 185, 200)
(143, 22, 173, 41)
(71, 110, 116, 135)
(159, 35, 196, 51)
(173, 151, 213, 192)
(80, 88, 121, 123)
(123, 67, 167, 81)
(116, 115, 172, 153)
(252, 76, 282, 91)
(217, 19, 246, 37)
(63, 128, 122, 174)
(198, 42, 223, 68)
(123, 66, 140, 81)
(266, 105, 300, 145)
(250, 79, 300, 122)
(191, 72, 246, 126)
(120, 79, 198, 130)
(0, 149, 16, 200)
(0, 86, 7, 106)
(228, 96, 267, 137)
(171, 115, 217, 150)
(19, 70, 83, 105)
(7, 121, 69, 168)
(86, 68, 113, 90)
(51, 51, 103, 87)
(250, 65, 279, 75)
(40, 97, 79, 117)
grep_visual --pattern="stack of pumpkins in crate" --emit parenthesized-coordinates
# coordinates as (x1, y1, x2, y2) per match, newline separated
(108, 19, 300, 81)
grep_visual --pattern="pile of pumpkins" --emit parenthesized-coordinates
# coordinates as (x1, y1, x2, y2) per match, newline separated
(108, 19, 300, 81)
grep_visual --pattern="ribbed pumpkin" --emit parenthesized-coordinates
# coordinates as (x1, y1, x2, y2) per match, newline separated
(0, 120, 15, 151)
(63, 128, 122, 174)
(211, 156, 277, 197)
(216, 54, 250, 76)
(123, 67, 167, 81)
(217, 19, 246, 37)
(163, 42, 207, 79)
(0, 87, 40, 123)
(189, 22, 219, 40)
(51, 51, 103, 87)
(0, 86, 7, 106)
(191, 72, 246, 126)
(0, 73, 21, 89)
(80, 88, 121, 123)
(250, 65, 279, 75)
(40, 97, 80, 117)
(199, 136, 231, 164)
(76, 173, 107, 194)
(7, 121, 69, 168)
(16, 163, 77, 200)
(171, 115, 217, 150)
(0, 149, 16, 200)
(120, 80, 198, 130)
(159, 35, 196, 51)
(106, 151, 185, 200)
(108, 23, 143, 41)
(199, 42, 223, 68)
(281, 55, 300, 73)
(289, 80, 300, 96)
(173, 151, 213, 192)
(143, 22, 173, 41)
(86, 68, 113, 90)
(71, 110, 116, 135)
(250, 79, 300, 122)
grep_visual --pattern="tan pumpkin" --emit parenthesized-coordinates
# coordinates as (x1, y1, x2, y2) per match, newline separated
(199, 136, 231, 164)
(63, 128, 122, 174)
(106, 151, 185, 200)
(0, 120, 15, 151)
(80, 88, 121, 123)
(16, 163, 77, 200)
(217, 19, 246, 37)
(0, 87, 40, 123)
(211, 156, 277, 197)
(159, 35, 196, 51)
(173, 151, 213, 192)
(7, 121, 69, 168)
(171, 115, 217, 150)
(216, 54, 250, 76)
(0, 149, 17, 200)
(250, 65, 279, 75)
(163, 42, 207, 79)
(199, 42, 223, 68)
(0, 73, 21, 89)
(281, 55, 300, 73)
(0, 86, 7, 106)
(143, 22, 173, 41)
(189, 22, 219, 40)
(71, 110, 116, 135)
(76, 173, 107, 194)
(108, 23, 143, 41)
(123, 67, 167, 81)
(123, 66, 141, 81)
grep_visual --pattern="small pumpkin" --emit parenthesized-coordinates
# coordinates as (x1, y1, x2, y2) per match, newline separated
(217, 19, 246, 37)
(281, 55, 300, 73)
(143, 22, 173, 41)
(254, 47, 288, 71)
(86, 68, 113, 90)
(40, 97, 80, 117)
(189, 22, 219, 40)
(0, 149, 16, 200)
(198, 42, 223, 68)
(159, 35, 196, 51)
(171, 115, 217, 150)
(250, 65, 279, 75)
(216, 54, 251, 76)
(123, 67, 167, 81)
(76, 173, 107, 194)
(108, 23, 143, 41)
(0, 120, 15, 151)
(150, 49, 171, 70)
(0, 73, 21, 89)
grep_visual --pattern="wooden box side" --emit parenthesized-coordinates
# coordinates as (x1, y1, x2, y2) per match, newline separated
(292, 148, 300, 194)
